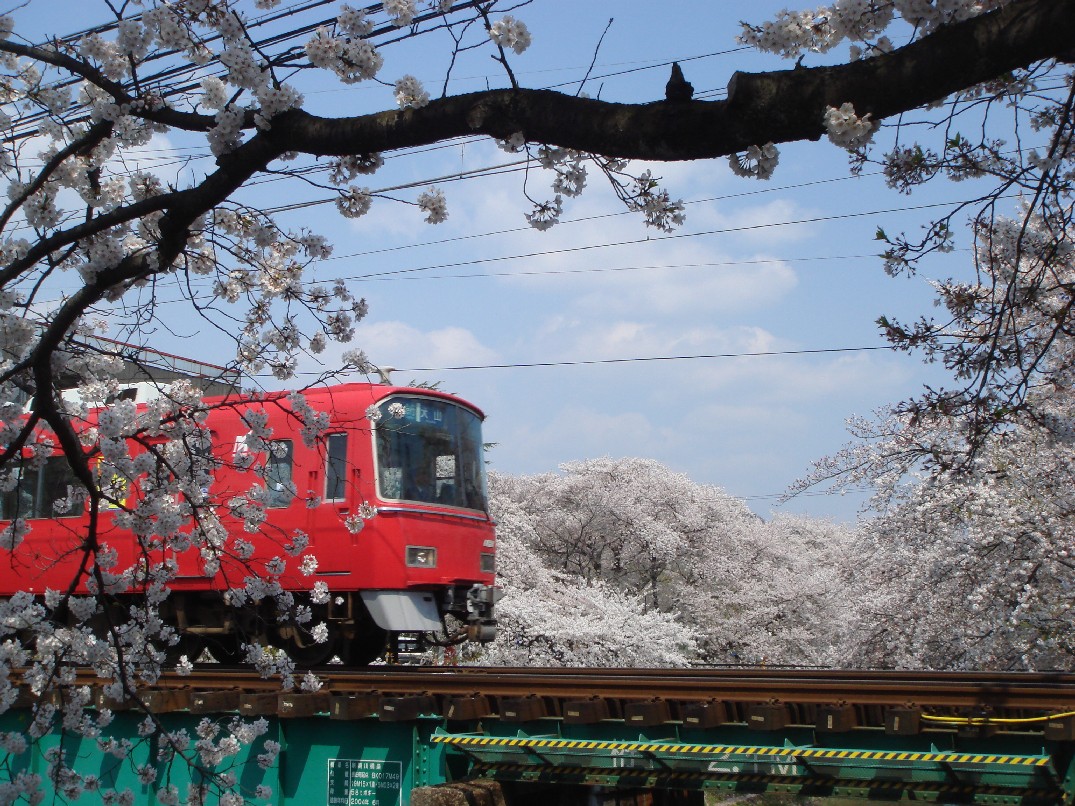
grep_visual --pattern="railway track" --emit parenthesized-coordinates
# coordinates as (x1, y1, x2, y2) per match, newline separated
(57, 666, 1075, 722)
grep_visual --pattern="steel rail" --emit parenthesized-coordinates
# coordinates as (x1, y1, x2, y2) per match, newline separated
(126, 667, 1075, 712)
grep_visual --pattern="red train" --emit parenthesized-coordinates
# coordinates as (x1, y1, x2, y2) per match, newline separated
(0, 381, 498, 665)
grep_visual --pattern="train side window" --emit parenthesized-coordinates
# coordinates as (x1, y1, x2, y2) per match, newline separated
(0, 456, 83, 519)
(265, 439, 295, 508)
(324, 433, 348, 501)
(45, 456, 82, 517)
(0, 464, 31, 520)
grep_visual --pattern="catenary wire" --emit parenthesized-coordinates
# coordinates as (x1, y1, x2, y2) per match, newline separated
(341, 195, 1008, 282)
(278, 345, 899, 375)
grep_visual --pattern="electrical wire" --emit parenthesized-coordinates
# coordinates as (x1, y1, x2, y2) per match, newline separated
(341, 195, 1004, 283)
(355, 252, 900, 284)
(921, 711, 1075, 725)
(384, 345, 899, 373)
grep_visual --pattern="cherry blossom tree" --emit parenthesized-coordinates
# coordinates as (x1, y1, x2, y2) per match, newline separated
(474, 503, 698, 667)
(0, 0, 1072, 799)
(830, 413, 1075, 670)
(486, 461, 853, 667)
(686, 513, 856, 668)
(797, 207, 1075, 670)
(804, 213, 1075, 669)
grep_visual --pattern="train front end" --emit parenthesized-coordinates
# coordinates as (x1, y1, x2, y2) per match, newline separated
(355, 388, 499, 646)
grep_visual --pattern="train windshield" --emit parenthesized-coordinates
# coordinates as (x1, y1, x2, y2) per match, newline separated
(374, 396, 487, 511)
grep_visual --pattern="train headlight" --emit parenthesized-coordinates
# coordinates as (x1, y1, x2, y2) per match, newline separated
(480, 553, 496, 574)
(406, 546, 437, 568)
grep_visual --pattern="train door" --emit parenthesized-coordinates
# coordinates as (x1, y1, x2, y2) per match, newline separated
(305, 431, 352, 574)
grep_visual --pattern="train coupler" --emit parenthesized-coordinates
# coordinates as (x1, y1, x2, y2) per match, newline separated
(464, 584, 500, 642)
(465, 620, 498, 643)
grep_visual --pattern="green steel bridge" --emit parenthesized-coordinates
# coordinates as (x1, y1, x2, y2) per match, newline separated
(3, 667, 1075, 805)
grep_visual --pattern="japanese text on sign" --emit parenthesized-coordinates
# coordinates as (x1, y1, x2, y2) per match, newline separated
(327, 759, 402, 806)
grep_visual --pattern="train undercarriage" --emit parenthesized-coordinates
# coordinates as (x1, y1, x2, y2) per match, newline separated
(157, 583, 499, 666)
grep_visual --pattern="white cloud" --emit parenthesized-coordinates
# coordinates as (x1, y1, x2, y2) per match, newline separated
(687, 198, 819, 248)
(350, 320, 500, 374)
(534, 321, 776, 363)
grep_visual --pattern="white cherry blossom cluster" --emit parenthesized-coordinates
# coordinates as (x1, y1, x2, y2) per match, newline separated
(341, 348, 373, 373)
(287, 391, 330, 448)
(488, 15, 531, 54)
(208, 107, 246, 156)
(142, 5, 201, 59)
(328, 153, 384, 185)
(201, 210, 367, 377)
(337, 4, 373, 36)
(626, 171, 686, 232)
(0, 518, 29, 551)
(384, 0, 417, 27)
(78, 34, 133, 81)
(893, 0, 1006, 35)
(543, 149, 587, 198)
(798, 203, 1075, 667)
(254, 82, 303, 129)
(728, 142, 780, 180)
(0, 772, 42, 804)
(220, 40, 266, 90)
(336, 186, 373, 218)
(417, 187, 447, 223)
(739, 1, 1003, 60)
(823, 102, 879, 149)
(515, 146, 597, 230)
(497, 132, 526, 153)
(393, 75, 429, 109)
(311, 581, 331, 604)
(243, 643, 298, 688)
(304, 27, 384, 84)
(525, 196, 563, 231)
(829, 411, 1075, 668)
(258, 738, 282, 768)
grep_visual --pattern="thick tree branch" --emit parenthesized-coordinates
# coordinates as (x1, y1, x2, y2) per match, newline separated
(267, 0, 1075, 162)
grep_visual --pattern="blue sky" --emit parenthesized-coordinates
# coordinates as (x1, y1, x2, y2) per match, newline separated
(16, 0, 1001, 521)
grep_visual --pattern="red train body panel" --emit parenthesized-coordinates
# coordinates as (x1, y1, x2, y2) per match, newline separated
(0, 382, 498, 663)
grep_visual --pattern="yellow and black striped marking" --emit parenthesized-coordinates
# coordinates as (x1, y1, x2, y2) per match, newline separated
(431, 735, 1050, 768)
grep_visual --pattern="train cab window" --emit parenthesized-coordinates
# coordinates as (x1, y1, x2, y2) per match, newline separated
(105, 387, 139, 405)
(95, 458, 130, 509)
(324, 433, 348, 501)
(374, 396, 488, 511)
(0, 455, 83, 520)
(264, 439, 295, 508)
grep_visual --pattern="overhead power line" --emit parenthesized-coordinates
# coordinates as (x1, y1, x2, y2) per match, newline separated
(343, 195, 1007, 283)
(392, 345, 897, 373)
